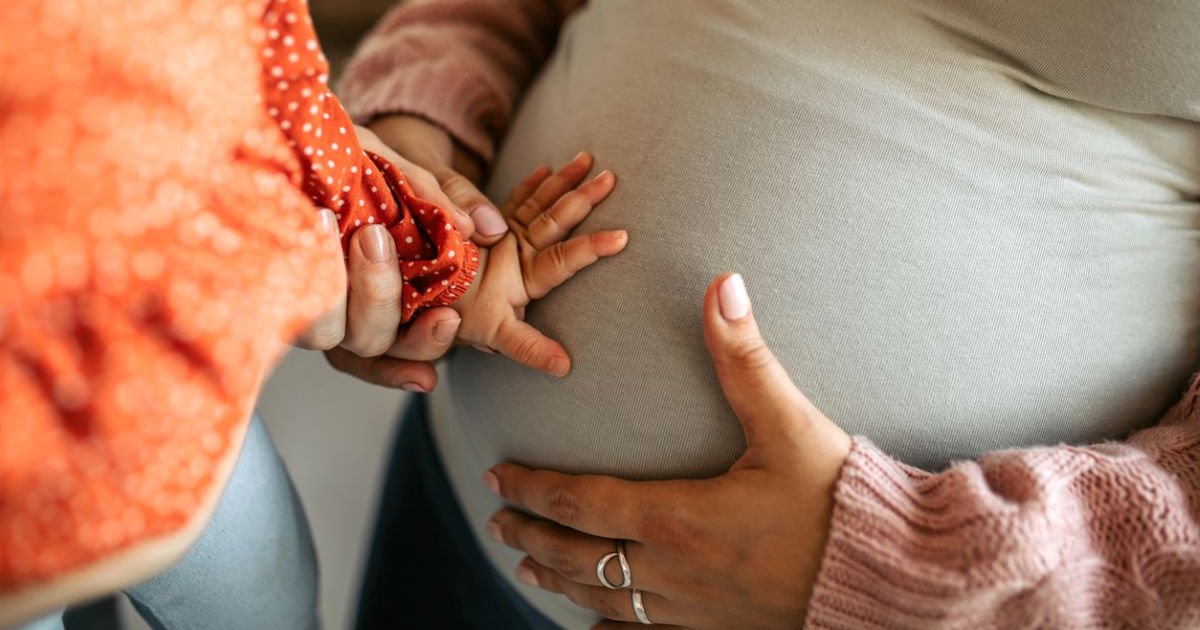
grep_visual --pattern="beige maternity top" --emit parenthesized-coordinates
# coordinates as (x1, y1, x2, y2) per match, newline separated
(410, 2, 1200, 627)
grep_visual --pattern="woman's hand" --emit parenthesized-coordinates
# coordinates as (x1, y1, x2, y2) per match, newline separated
(483, 273, 853, 629)
(368, 115, 509, 245)
(295, 123, 511, 388)
(293, 125, 505, 390)
(292, 207, 461, 391)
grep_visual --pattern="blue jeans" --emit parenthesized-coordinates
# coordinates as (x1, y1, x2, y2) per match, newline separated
(12, 414, 319, 630)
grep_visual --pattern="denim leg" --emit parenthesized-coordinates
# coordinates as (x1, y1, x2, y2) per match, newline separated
(126, 414, 319, 630)
(355, 396, 561, 630)
(5, 611, 64, 630)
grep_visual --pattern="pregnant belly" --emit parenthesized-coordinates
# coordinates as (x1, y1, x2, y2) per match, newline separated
(445, 0, 1200, 475)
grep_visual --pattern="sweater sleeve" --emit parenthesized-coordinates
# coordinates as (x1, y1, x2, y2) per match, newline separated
(337, 0, 585, 163)
(806, 376, 1200, 629)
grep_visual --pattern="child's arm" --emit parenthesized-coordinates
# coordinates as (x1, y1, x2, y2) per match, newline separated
(451, 152, 628, 377)
(257, 3, 480, 323)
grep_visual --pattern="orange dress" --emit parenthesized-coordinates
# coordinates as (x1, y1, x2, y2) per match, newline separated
(0, 0, 476, 595)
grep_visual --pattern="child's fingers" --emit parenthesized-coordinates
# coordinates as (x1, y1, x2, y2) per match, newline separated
(512, 151, 593, 225)
(526, 170, 615, 250)
(500, 164, 553, 217)
(525, 230, 629, 300)
(492, 318, 572, 377)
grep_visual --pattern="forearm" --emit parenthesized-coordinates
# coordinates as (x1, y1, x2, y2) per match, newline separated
(807, 378, 1200, 629)
(338, 0, 585, 163)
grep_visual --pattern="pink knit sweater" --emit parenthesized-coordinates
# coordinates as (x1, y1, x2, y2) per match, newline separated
(339, 2, 1200, 627)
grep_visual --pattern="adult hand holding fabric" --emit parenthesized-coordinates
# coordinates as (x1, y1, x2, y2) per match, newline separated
(369, 115, 509, 244)
(296, 127, 494, 391)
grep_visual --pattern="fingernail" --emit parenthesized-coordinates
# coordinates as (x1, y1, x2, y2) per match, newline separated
(472, 344, 497, 354)
(483, 471, 500, 495)
(515, 563, 540, 588)
(571, 150, 588, 165)
(401, 383, 427, 393)
(471, 204, 508, 237)
(316, 209, 338, 234)
(591, 169, 613, 184)
(718, 273, 750, 321)
(486, 520, 503, 543)
(433, 318, 460, 344)
(362, 225, 393, 263)
(549, 357, 570, 378)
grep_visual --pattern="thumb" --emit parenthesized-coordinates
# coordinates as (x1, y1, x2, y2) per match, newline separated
(295, 209, 347, 350)
(702, 273, 826, 461)
(431, 165, 509, 246)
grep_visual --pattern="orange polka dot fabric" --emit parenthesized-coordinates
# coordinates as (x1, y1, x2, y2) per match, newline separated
(0, 0, 474, 593)
(258, 2, 479, 319)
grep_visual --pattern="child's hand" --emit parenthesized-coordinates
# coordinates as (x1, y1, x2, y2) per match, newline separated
(452, 152, 627, 376)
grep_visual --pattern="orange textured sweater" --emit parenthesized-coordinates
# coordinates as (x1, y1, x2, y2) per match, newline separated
(0, 0, 475, 594)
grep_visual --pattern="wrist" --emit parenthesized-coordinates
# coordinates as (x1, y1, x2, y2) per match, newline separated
(368, 115, 454, 169)
(369, 114, 485, 184)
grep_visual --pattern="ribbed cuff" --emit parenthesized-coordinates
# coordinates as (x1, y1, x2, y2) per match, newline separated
(432, 240, 481, 309)
(806, 438, 968, 630)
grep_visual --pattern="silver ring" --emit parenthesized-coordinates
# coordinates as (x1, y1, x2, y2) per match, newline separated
(596, 540, 633, 589)
(631, 589, 652, 625)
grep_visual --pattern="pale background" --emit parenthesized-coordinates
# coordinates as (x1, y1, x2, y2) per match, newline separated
(122, 2, 416, 627)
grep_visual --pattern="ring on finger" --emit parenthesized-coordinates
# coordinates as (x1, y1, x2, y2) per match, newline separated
(631, 589, 652, 625)
(596, 540, 633, 589)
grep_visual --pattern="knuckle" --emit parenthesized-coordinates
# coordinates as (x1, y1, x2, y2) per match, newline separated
(520, 195, 545, 218)
(511, 333, 543, 367)
(300, 325, 343, 351)
(546, 243, 570, 270)
(563, 586, 591, 610)
(343, 335, 390, 358)
(534, 210, 565, 236)
(725, 337, 775, 372)
(440, 172, 476, 198)
(545, 485, 582, 525)
(592, 591, 624, 620)
(544, 540, 580, 580)
(357, 273, 402, 305)
(636, 509, 698, 552)
(544, 541, 584, 581)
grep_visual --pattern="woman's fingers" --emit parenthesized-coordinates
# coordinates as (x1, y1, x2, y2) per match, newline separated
(516, 560, 679, 626)
(322, 348, 438, 392)
(525, 230, 629, 300)
(341, 225, 402, 357)
(491, 318, 571, 377)
(512, 151, 594, 224)
(526, 169, 616, 249)
(484, 465, 650, 541)
(294, 209, 347, 350)
(488, 509, 665, 592)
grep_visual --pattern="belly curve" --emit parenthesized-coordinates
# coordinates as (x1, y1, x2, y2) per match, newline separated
(446, 0, 1200, 475)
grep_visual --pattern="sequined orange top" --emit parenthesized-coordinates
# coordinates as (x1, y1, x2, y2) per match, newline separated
(0, 0, 476, 595)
